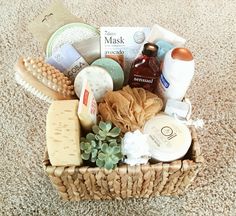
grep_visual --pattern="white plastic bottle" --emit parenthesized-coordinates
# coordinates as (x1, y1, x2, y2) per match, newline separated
(158, 47, 194, 102)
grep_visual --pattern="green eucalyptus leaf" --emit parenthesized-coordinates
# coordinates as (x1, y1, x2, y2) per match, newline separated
(105, 122, 112, 132)
(84, 149, 91, 154)
(110, 155, 120, 164)
(91, 140, 97, 148)
(81, 137, 87, 142)
(101, 143, 109, 152)
(81, 142, 90, 150)
(81, 153, 90, 160)
(104, 158, 114, 170)
(91, 157, 96, 163)
(92, 125, 100, 134)
(108, 127, 121, 137)
(116, 152, 123, 160)
(95, 134, 106, 141)
(91, 149, 98, 158)
(109, 141, 118, 147)
(80, 142, 87, 150)
(112, 146, 121, 154)
(99, 121, 107, 131)
(98, 130, 107, 137)
(86, 133, 95, 141)
(96, 159, 105, 167)
(98, 152, 106, 160)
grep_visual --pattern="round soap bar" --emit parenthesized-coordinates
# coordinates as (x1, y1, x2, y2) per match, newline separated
(143, 113, 192, 162)
(91, 58, 124, 90)
(74, 66, 113, 102)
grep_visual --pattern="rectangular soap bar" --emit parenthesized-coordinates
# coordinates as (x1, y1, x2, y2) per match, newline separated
(46, 100, 82, 166)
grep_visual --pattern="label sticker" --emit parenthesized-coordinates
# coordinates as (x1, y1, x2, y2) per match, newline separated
(160, 74, 169, 88)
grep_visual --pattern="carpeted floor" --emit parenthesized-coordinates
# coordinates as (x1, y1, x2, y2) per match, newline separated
(0, 0, 236, 215)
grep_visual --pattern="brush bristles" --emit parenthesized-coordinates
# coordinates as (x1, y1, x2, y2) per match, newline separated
(23, 57, 75, 96)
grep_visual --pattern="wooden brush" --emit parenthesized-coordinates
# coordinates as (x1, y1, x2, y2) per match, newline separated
(15, 57, 75, 102)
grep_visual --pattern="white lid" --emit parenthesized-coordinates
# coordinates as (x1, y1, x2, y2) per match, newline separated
(143, 113, 192, 162)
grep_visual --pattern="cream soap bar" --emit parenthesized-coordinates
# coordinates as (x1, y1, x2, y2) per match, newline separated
(46, 100, 82, 166)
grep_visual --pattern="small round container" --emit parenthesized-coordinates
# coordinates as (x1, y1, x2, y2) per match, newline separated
(143, 113, 192, 162)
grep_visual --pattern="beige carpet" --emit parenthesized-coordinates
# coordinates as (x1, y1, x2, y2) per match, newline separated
(0, 0, 236, 215)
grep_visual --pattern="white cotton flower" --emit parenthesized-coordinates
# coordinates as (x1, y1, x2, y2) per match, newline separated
(122, 130, 151, 166)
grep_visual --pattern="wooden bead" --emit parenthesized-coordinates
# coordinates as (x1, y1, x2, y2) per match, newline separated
(37, 62, 43, 67)
(42, 67, 47, 72)
(38, 57, 44, 62)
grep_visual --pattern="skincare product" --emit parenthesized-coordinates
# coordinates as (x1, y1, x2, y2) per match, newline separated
(136, 24, 186, 58)
(158, 48, 194, 101)
(128, 43, 161, 93)
(91, 58, 124, 90)
(78, 79, 97, 131)
(156, 40, 174, 60)
(73, 37, 101, 64)
(74, 66, 113, 102)
(100, 27, 150, 82)
(143, 114, 192, 162)
(146, 24, 186, 47)
(47, 43, 89, 81)
(46, 23, 99, 58)
(28, 0, 84, 49)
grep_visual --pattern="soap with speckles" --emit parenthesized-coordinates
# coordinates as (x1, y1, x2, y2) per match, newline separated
(92, 58, 124, 90)
(46, 100, 82, 166)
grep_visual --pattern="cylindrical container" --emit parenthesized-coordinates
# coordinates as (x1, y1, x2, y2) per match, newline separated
(158, 48, 194, 101)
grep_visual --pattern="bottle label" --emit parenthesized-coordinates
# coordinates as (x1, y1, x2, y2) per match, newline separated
(133, 76, 154, 84)
(160, 74, 169, 88)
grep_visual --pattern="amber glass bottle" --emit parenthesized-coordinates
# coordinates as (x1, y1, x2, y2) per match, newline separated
(128, 43, 161, 93)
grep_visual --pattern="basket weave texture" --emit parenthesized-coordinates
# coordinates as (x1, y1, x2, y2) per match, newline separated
(43, 126, 204, 200)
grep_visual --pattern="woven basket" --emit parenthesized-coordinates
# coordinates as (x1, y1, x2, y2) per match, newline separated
(43, 126, 203, 200)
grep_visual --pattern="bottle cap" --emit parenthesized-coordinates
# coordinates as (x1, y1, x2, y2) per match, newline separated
(142, 43, 158, 57)
(171, 48, 193, 61)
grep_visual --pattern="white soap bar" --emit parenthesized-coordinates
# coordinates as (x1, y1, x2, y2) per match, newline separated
(74, 66, 113, 102)
(164, 99, 190, 119)
(46, 100, 82, 166)
(143, 113, 192, 162)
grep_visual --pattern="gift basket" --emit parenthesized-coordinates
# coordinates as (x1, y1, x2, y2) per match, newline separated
(15, 1, 204, 200)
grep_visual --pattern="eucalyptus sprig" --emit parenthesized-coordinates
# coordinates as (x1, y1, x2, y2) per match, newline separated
(80, 121, 123, 170)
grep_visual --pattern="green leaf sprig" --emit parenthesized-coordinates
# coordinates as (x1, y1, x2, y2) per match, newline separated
(80, 121, 123, 170)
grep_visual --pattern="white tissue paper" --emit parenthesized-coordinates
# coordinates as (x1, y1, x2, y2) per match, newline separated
(122, 130, 151, 166)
